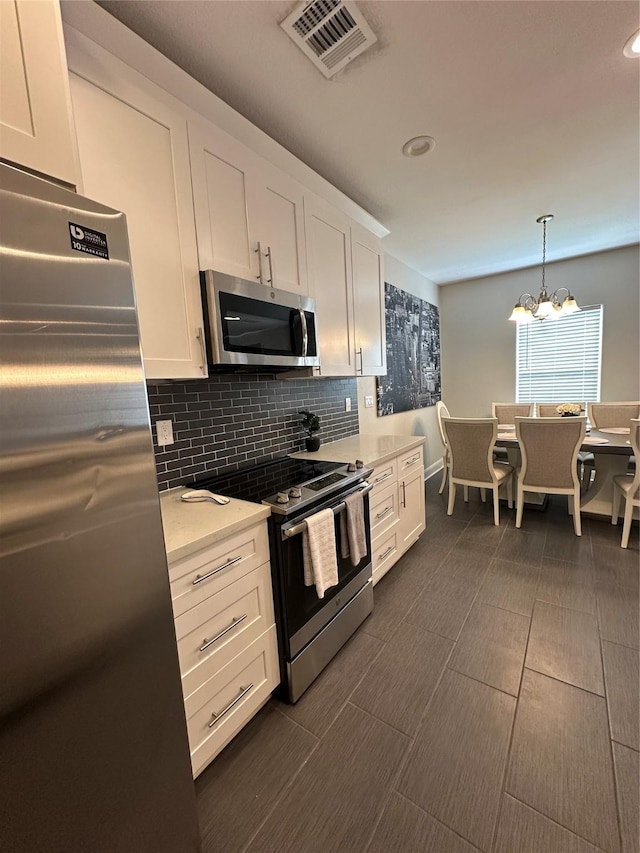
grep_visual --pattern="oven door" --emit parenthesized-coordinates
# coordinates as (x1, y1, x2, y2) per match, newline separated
(275, 483, 372, 660)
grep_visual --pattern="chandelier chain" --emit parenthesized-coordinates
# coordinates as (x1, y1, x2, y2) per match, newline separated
(541, 218, 547, 292)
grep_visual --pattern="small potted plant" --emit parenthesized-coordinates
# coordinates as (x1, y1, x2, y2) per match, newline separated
(299, 409, 321, 452)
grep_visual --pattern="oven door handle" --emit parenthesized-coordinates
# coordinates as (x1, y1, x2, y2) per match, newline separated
(280, 481, 373, 539)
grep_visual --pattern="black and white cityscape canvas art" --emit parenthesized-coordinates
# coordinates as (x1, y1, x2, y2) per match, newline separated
(377, 282, 441, 416)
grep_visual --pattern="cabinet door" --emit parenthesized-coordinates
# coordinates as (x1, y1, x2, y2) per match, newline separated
(304, 195, 355, 376)
(399, 466, 426, 550)
(351, 222, 386, 376)
(189, 120, 258, 282)
(0, 0, 77, 185)
(252, 163, 308, 294)
(68, 51, 205, 380)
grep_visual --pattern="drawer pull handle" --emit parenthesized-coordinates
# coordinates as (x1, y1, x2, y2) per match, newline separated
(199, 614, 248, 652)
(208, 683, 254, 728)
(379, 545, 395, 561)
(404, 455, 420, 467)
(375, 505, 393, 521)
(192, 555, 242, 586)
(374, 471, 392, 484)
(401, 481, 407, 508)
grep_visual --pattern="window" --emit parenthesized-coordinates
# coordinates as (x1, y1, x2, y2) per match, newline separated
(516, 304, 603, 404)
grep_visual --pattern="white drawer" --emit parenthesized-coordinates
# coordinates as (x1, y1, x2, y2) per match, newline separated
(186, 627, 279, 777)
(169, 522, 269, 617)
(372, 527, 400, 585)
(369, 480, 400, 539)
(176, 562, 275, 700)
(370, 458, 397, 491)
(398, 445, 424, 476)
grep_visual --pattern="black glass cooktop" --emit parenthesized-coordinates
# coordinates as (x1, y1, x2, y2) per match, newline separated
(192, 457, 344, 505)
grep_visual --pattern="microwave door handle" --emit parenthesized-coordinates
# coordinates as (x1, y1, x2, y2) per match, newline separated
(298, 308, 308, 357)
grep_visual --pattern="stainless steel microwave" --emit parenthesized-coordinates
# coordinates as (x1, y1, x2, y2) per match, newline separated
(200, 270, 319, 369)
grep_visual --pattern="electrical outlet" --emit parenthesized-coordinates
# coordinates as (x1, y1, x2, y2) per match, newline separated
(156, 419, 174, 447)
(364, 395, 374, 408)
(345, 397, 351, 412)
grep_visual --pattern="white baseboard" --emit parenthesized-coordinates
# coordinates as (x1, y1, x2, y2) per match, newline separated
(424, 459, 444, 481)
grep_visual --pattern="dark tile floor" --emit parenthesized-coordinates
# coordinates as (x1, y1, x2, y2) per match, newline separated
(196, 478, 639, 853)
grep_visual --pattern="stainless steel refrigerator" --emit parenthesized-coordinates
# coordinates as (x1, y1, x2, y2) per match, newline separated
(0, 162, 200, 852)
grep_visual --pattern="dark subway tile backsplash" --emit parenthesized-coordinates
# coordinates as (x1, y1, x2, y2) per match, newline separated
(148, 373, 359, 491)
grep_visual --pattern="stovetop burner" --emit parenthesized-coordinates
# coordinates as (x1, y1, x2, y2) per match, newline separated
(192, 456, 362, 514)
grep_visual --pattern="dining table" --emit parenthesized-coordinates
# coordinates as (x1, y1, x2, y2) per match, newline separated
(495, 426, 634, 518)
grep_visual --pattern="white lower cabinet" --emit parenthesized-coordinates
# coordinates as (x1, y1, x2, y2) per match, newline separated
(168, 521, 279, 778)
(370, 445, 425, 585)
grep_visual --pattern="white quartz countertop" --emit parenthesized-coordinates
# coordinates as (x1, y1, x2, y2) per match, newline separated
(289, 434, 425, 469)
(159, 487, 271, 564)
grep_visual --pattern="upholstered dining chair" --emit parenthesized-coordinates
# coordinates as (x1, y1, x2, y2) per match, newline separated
(491, 402, 534, 425)
(435, 401, 450, 495)
(611, 418, 640, 549)
(442, 417, 513, 526)
(537, 403, 594, 489)
(491, 403, 534, 464)
(589, 402, 640, 428)
(515, 416, 586, 536)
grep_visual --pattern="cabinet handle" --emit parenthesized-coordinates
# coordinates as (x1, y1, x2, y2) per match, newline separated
(356, 347, 363, 374)
(403, 454, 420, 467)
(401, 481, 406, 508)
(298, 308, 308, 356)
(255, 241, 264, 284)
(265, 245, 274, 285)
(208, 684, 254, 728)
(199, 614, 248, 652)
(192, 555, 242, 585)
(379, 545, 395, 561)
(196, 327, 207, 373)
(375, 505, 393, 521)
(374, 471, 392, 484)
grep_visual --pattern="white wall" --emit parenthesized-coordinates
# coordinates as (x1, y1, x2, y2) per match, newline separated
(358, 253, 442, 476)
(439, 244, 640, 417)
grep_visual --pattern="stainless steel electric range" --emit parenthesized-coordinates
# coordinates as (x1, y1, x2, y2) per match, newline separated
(192, 456, 374, 702)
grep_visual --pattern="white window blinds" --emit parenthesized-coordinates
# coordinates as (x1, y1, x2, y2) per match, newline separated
(516, 304, 603, 404)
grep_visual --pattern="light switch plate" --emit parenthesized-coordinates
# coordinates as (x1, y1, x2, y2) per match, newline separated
(345, 397, 351, 412)
(364, 395, 374, 408)
(156, 419, 174, 447)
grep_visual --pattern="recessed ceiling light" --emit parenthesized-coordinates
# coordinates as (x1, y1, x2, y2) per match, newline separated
(402, 135, 436, 157)
(623, 28, 640, 58)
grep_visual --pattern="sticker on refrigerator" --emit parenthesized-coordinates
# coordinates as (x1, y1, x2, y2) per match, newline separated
(68, 222, 109, 259)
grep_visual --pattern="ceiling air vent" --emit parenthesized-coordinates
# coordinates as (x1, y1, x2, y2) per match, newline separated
(280, 0, 378, 79)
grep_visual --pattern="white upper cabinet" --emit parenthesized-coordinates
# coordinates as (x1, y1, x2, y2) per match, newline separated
(351, 222, 386, 376)
(66, 34, 206, 380)
(0, 0, 77, 186)
(305, 194, 386, 377)
(189, 120, 256, 282)
(251, 164, 307, 295)
(304, 195, 355, 376)
(189, 119, 307, 294)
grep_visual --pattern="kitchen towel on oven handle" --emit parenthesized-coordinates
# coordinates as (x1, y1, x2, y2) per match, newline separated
(339, 489, 366, 566)
(302, 508, 339, 599)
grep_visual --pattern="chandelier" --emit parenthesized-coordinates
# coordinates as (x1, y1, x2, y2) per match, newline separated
(509, 215, 580, 323)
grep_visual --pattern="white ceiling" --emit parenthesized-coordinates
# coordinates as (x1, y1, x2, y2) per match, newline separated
(97, 0, 639, 284)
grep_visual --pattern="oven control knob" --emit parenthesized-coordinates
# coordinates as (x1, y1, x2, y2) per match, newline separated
(276, 491, 290, 504)
(355, 459, 364, 469)
(347, 462, 356, 472)
(289, 486, 302, 498)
